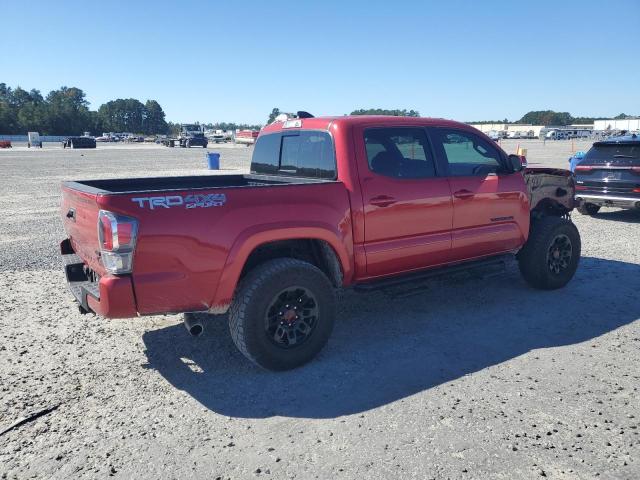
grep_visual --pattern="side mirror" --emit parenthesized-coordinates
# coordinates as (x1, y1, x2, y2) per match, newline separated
(508, 154, 527, 172)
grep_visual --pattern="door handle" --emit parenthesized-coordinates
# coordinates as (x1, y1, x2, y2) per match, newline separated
(453, 189, 474, 199)
(370, 195, 397, 207)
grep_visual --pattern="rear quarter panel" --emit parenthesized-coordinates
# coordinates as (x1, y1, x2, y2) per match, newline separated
(100, 182, 353, 315)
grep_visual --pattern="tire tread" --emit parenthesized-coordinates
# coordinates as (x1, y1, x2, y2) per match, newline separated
(229, 258, 334, 369)
(517, 216, 580, 290)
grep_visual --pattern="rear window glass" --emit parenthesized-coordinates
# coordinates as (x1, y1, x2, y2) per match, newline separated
(584, 144, 640, 165)
(251, 131, 336, 179)
(251, 133, 281, 174)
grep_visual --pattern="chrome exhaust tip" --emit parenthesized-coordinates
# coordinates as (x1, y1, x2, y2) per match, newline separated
(184, 313, 204, 337)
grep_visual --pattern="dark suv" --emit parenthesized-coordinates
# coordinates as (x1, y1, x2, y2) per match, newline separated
(574, 134, 640, 215)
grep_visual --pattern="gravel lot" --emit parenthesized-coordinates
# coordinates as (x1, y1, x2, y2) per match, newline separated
(1, 139, 638, 479)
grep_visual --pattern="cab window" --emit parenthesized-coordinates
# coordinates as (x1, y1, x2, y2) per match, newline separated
(432, 129, 503, 176)
(364, 128, 436, 178)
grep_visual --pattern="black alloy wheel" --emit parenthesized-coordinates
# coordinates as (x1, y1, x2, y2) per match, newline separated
(546, 234, 572, 275)
(265, 286, 319, 349)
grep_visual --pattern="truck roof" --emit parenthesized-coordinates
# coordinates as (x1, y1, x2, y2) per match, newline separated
(260, 115, 476, 135)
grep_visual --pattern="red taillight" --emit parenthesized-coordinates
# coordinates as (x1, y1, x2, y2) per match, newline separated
(116, 222, 134, 247)
(634, 188, 640, 193)
(632, 167, 640, 174)
(99, 214, 114, 250)
(97, 210, 138, 274)
(575, 185, 588, 191)
(575, 166, 593, 172)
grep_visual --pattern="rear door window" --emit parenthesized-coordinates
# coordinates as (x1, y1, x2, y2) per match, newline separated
(364, 127, 436, 178)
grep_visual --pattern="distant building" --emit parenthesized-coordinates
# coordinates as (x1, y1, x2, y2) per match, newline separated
(593, 118, 640, 132)
(469, 123, 545, 137)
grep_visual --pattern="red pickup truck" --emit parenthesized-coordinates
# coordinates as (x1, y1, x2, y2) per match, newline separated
(61, 115, 580, 370)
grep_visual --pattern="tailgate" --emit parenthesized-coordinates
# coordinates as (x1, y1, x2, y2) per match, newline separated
(576, 167, 640, 194)
(61, 184, 104, 274)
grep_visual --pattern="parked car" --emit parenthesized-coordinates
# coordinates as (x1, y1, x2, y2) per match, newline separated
(60, 115, 580, 370)
(574, 134, 640, 214)
(486, 130, 501, 141)
(0, 140, 12, 148)
(62, 137, 97, 149)
(234, 129, 259, 145)
(568, 151, 586, 172)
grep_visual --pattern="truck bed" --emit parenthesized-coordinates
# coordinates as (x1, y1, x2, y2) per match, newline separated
(63, 174, 334, 195)
(61, 172, 351, 317)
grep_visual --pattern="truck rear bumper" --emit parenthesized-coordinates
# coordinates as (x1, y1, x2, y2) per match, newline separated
(575, 194, 640, 209)
(61, 239, 138, 318)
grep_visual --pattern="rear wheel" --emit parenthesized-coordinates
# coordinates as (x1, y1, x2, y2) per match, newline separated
(577, 203, 600, 216)
(517, 216, 581, 290)
(229, 258, 336, 370)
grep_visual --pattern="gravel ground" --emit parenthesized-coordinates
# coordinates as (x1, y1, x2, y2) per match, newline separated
(1, 140, 638, 480)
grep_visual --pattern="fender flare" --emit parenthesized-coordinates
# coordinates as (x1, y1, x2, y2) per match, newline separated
(210, 223, 353, 310)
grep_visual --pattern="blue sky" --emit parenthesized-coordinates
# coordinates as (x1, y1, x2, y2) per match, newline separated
(2, 0, 639, 124)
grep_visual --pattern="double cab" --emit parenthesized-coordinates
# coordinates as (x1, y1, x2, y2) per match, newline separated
(61, 115, 580, 370)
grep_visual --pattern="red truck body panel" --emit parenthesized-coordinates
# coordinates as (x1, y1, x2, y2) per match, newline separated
(61, 115, 561, 319)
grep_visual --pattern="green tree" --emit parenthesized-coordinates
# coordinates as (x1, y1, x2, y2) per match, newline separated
(267, 107, 281, 124)
(0, 83, 19, 133)
(16, 89, 46, 132)
(45, 87, 91, 135)
(97, 98, 146, 133)
(517, 110, 573, 126)
(143, 100, 168, 134)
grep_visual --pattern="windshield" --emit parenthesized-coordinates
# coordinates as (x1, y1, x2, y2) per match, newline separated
(583, 143, 640, 165)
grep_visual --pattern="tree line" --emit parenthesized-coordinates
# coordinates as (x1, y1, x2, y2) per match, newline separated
(0, 83, 168, 135)
(5, 85, 634, 136)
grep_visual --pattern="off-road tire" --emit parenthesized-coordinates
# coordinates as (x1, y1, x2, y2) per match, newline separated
(577, 203, 600, 216)
(517, 216, 581, 290)
(229, 258, 336, 371)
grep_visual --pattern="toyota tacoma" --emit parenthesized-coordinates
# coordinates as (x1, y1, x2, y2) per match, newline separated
(60, 114, 580, 370)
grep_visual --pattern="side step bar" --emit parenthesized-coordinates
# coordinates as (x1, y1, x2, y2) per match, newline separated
(353, 254, 513, 295)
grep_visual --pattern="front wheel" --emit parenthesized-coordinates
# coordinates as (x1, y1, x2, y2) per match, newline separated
(229, 258, 336, 370)
(517, 216, 581, 290)
(577, 203, 600, 216)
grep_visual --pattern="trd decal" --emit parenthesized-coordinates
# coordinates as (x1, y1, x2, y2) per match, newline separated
(131, 194, 226, 210)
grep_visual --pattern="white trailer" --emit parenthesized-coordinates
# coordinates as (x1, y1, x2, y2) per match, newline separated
(27, 132, 42, 148)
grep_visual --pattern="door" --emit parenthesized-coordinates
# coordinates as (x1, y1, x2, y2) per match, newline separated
(429, 128, 528, 262)
(357, 126, 453, 277)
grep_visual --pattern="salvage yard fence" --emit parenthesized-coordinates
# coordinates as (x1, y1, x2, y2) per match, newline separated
(0, 135, 71, 142)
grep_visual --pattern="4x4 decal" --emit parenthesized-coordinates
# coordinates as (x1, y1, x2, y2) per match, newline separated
(131, 194, 226, 210)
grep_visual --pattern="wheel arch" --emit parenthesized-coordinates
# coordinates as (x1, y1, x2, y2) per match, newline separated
(210, 225, 352, 311)
(530, 197, 572, 221)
